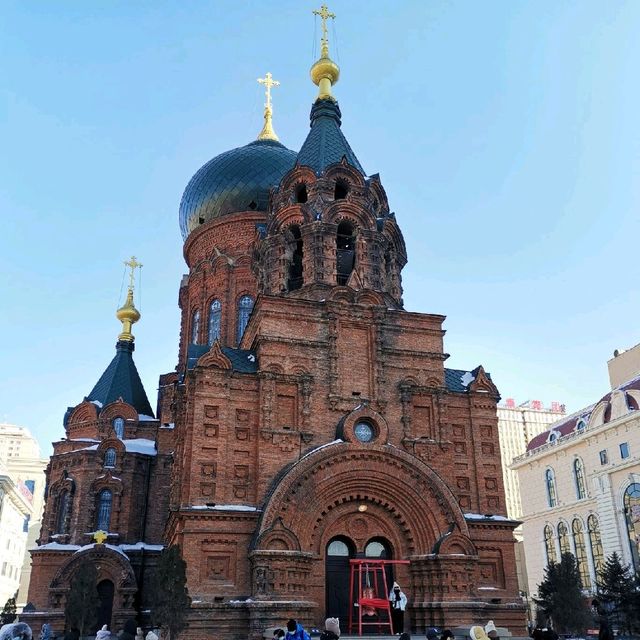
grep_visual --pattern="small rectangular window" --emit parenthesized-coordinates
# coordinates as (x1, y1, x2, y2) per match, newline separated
(599, 450, 608, 465)
(620, 442, 630, 459)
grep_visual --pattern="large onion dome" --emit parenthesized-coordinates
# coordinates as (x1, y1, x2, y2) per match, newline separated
(179, 139, 297, 240)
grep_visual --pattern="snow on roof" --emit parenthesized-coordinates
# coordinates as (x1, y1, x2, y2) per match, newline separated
(35, 541, 164, 553)
(90, 400, 103, 408)
(73, 543, 128, 557)
(160, 423, 175, 429)
(460, 372, 475, 387)
(138, 414, 156, 421)
(122, 439, 157, 456)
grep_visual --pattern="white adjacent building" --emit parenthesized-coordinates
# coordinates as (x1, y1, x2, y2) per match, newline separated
(0, 424, 48, 607)
(497, 399, 566, 600)
(0, 461, 33, 605)
(512, 347, 640, 602)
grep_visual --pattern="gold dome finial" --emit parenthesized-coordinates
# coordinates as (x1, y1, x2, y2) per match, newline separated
(116, 256, 142, 342)
(257, 72, 280, 141)
(311, 4, 339, 100)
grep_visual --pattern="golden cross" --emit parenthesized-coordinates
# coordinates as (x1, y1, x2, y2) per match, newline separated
(124, 256, 142, 291)
(93, 530, 108, 544)
(257, 72, 280, 111)
(313, 4, 336, 51)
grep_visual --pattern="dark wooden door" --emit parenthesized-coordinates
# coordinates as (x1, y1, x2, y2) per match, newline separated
(325, 537, 355, 631)
(96, 580, 114, 631)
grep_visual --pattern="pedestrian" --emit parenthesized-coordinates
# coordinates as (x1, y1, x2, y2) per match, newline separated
(426, 629, 439, 640)
(388, 582, 408, 634)
(144, 632, 158, 640)
(63, 629, 79, 640)
(470, 627, 489, 640)
(135, 628, 144, 640)
(0, 624, 32, 640)
(319, 618, 340, 640)
(484, 621, 498, 640)
(272, 630, 285, 640)
(96, 626, 111, 640)
(440, 630, 454, 640)
(119, 620, 137, 640)
(285, 619, 310, 640)
(399, 634, 411, 640)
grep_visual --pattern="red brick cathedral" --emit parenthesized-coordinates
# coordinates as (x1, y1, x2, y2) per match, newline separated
(26, 10, 525, 640)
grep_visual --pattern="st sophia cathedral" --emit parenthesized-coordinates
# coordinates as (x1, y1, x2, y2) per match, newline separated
(24, 7, 526, 639)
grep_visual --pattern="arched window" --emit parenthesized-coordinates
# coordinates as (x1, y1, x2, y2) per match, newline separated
(104, 448, 116, 468)
(327, 538, 352, 557)
(96, 489, 113, 531)
(208, 300, 222, 344)
(365, 539, 391, 559)
(572, 519, 592, 590)
(236, 295, 254, 343)
(623, 482, 640, 571)
(191, 309, 201, 345)
(587, 515, 604, 577)
(574, 458, 586, 500)
(287, 226, 304, 291)
(557, 522, 571, 556)
(56, 491, 70, 534)
(545, 469, 557, 507)
(336, 221, 355, 285)
(112, 417, 124, 440)
(544, 524, 557, 565)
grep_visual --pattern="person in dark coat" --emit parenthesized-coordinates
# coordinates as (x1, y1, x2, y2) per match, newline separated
(119, 620, 137, 640)
(285, 620, 310, 640)
(440, 630, 454, 640)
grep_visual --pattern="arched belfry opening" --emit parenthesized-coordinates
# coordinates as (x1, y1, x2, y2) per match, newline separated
(287, 225, 304, 291)
(336, 221, 355, 285)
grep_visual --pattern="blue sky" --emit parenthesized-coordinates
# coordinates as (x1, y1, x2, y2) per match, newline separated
(1, 1, 639, 453)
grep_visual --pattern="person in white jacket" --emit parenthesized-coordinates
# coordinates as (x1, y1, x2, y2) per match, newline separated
(388, 582, 408, 634)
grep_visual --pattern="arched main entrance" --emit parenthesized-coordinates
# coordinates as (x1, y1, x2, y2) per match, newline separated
(96, 579, 114, 630)
(325, 536, 355, 630)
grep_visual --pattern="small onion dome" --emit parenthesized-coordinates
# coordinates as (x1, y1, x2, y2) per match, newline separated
(179, 139, 297, 240)
(116, 289, 140, 342)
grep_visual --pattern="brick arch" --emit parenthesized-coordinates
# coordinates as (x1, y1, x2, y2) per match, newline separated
(49, 544, 138, 611)
(255, 442, 468, 556)
(51, 544, 136, 590)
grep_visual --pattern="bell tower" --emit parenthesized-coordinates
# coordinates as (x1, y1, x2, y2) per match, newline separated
(255, 9, 407, 306)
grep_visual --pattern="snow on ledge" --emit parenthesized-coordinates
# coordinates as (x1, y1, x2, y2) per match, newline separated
(119, 542, 164, 552)
(299, 439, 343, 463)
(138, 414, 156, 422)
(188, 504, 260, 512)
(34, 542, 81, 551)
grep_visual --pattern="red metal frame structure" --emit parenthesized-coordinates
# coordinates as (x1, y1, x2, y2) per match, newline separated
(348, 559, 410, 636)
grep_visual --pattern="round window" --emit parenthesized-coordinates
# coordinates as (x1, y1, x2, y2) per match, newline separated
(354, 421, 374, 443)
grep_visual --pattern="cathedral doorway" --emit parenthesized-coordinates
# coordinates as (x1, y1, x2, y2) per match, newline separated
(96, 579, 114, 630)
(325, 536, 355, 630)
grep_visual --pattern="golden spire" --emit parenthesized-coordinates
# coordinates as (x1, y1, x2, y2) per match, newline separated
(310, 4, 339, 100)
(257, 72, 280, 141)
(116, 256, 142, 342)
